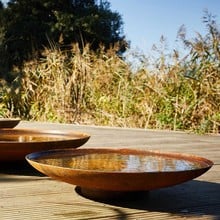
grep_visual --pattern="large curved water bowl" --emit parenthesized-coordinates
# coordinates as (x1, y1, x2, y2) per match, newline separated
(26, 148, 213, 199)
(0, 129, 90, 161)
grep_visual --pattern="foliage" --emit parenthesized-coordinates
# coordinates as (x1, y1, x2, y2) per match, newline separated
(0, 11, 219, 134)
(0, 0, 126, 76)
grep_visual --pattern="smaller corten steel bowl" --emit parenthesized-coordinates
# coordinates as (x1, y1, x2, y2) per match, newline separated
(0, 118, 21, 129)
(26, 148, 213, 199)
(0, 129, 90, 161)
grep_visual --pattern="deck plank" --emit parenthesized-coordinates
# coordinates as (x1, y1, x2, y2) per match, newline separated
(1, 122, 219, 220)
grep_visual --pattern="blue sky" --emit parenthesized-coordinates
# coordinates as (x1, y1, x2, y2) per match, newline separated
(109, 0, 220, 54)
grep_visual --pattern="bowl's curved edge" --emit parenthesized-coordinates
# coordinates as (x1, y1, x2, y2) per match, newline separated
(0, 130, 90, 162)
(25, 148, 214, 192)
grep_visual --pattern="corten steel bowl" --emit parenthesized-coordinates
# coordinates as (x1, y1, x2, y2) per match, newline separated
(0, 118, 21, 129)
(26, 148, 213, 199)
(0, 129, 90, 161)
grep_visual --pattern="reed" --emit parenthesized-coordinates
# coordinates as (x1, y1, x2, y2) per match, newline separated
(0, 16, 219, 133)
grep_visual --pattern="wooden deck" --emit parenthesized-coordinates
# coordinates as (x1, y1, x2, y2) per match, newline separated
(1, 121, 220, 220)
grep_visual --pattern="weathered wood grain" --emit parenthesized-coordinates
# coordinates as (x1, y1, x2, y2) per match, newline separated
(0, 121, 219, 220)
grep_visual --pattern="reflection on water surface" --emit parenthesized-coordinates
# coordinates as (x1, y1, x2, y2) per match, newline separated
(0, 134, 70, 142)
(36, 153, 207, 172)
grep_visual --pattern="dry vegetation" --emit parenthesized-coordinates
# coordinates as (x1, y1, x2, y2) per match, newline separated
(0, 15, 219, 134)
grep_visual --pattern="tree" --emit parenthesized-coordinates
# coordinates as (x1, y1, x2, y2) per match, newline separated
(0, 0, 127, 76)
(0, 1, 8, 77)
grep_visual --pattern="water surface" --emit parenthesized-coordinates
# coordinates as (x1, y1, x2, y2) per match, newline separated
(36, 153, 206, 172)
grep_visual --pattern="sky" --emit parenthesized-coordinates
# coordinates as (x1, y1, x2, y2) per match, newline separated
(109, 0, 220, 54)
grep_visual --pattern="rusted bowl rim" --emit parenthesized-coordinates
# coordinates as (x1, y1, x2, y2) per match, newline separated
(0, 118, 20, 121)
(0, 128, 90, 144)
(25, 148, 214, 174)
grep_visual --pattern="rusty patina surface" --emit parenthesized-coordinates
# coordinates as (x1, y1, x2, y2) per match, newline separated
(26, 148, 213, 200)
(0, 128, 90, 161)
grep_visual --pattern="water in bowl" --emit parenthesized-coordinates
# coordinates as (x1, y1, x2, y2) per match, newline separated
(35, 152, 207, 172)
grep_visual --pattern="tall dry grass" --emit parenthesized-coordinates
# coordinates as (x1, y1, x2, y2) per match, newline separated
(0, 13, 219, 133)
